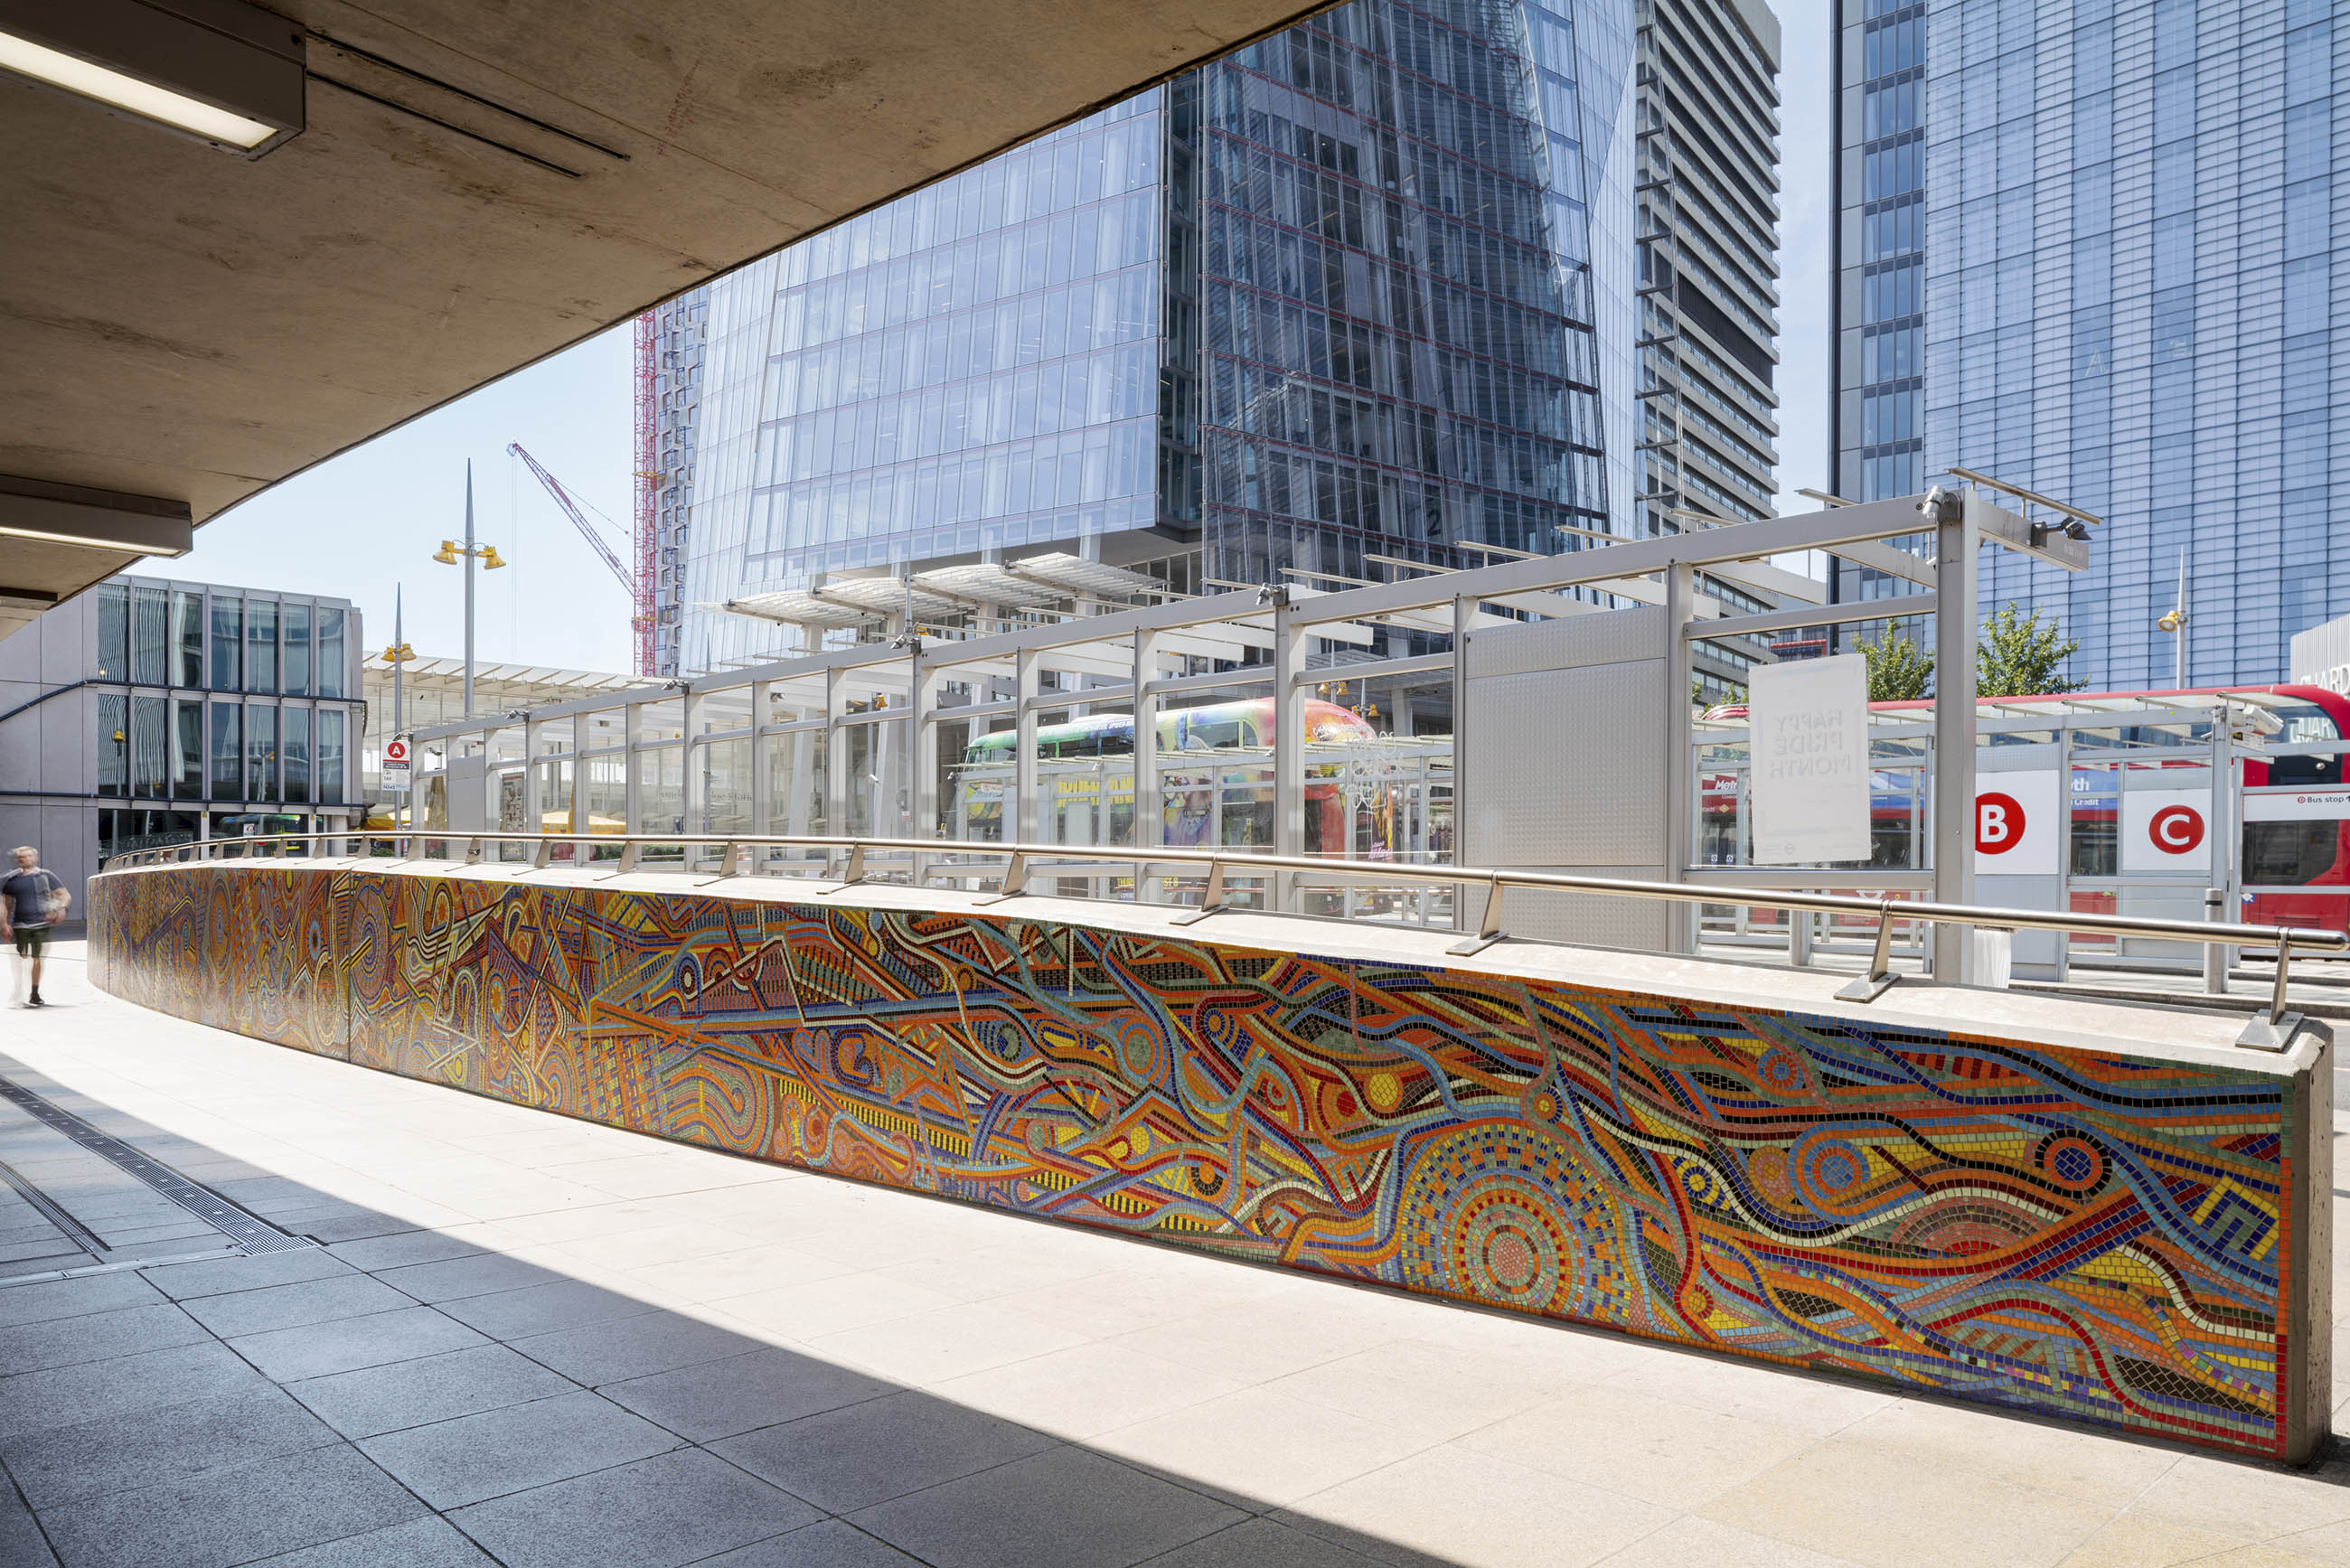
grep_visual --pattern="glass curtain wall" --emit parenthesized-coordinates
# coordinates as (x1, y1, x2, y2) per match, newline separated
(1194, 0, 1615, 585)
(660, 98, 1178, 673)
(1834, 0, 2346, 685)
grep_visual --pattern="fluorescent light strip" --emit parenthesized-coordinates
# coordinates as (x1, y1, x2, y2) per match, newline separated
(0, 522, 187, 558)
(0, 29, 275, 148)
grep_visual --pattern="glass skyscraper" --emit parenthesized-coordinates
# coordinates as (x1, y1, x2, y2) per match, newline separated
(1832, 0, 2344, 687)
(650, 0, 1783, 677)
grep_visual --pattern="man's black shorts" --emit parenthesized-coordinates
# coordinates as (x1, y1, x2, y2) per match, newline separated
(13, 925, 48, 959)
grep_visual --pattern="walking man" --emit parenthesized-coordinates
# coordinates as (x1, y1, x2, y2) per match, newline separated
(1, 846, 67, 1009)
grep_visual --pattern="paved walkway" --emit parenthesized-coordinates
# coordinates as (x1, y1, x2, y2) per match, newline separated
(4, 940, 2350, 1568)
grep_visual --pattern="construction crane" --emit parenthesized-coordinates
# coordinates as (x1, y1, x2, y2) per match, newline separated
(507, 441, 653, 675)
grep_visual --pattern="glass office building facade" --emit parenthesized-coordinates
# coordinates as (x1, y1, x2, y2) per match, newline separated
(651, 0, 1783, 677)
(1833, 0, 2346, 686)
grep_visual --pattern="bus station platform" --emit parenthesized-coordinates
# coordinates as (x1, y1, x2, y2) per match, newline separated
(7, 925, 2350, 1568)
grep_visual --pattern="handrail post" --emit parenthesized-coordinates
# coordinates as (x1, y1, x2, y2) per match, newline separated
(1836, 899, 1904, 1002)
(532, 837, 553, 871)
(1171, 859, 1226, 926)
(2237, 930, 2308, 1051)
(982, 850, 1028, 905)
(1447, 875, 1508, 957)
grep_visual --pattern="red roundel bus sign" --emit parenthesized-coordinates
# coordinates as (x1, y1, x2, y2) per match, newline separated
(2148, 803, 2205, 855)
(1976, 792, 2026, 856)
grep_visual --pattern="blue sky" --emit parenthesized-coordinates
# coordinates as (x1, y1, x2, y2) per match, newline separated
(176, 0, 1831, 677)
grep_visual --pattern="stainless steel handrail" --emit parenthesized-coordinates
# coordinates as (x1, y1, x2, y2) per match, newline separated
(99, 829, 2346, 953)
(97, 830, 2347, 1040)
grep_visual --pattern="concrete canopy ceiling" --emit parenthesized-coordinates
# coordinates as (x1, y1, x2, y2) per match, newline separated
(0, 0, 1327, 633)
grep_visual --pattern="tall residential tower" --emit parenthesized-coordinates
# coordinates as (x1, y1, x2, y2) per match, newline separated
(647, 0, 1783, 679)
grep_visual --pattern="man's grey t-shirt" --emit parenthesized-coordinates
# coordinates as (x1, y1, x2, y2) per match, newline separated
(1, 869, 61, 929)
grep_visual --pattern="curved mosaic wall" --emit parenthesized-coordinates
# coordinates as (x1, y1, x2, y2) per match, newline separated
(89, 863, 2327, 1460)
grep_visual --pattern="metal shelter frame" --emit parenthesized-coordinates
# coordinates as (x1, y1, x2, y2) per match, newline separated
(395, 487, 2092, 981)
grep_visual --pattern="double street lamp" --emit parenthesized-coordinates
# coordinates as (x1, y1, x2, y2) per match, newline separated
(432, 461, 506, 717)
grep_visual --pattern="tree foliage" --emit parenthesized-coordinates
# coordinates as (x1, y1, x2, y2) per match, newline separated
(1860, 630, 1935, 702)
(1976, 602, 2085, 697)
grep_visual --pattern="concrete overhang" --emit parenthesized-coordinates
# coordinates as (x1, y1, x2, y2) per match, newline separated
(0, 0, 1330, 636)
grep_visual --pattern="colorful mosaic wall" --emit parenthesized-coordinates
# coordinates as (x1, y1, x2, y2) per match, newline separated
(89, 863, 2324, 1459)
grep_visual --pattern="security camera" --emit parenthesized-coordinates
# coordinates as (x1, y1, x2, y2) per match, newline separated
(1917, 485, 1964, 523)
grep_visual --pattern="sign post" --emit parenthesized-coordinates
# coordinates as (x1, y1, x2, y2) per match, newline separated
(382, 735, 411, 806)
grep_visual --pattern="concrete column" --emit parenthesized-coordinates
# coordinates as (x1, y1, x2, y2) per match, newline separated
(1932, 502, 1979, 982)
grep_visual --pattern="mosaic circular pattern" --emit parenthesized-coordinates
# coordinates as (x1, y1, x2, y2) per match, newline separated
(2035, 1131, 2111, 1196)
(1398, 1124, 1620, 1321)
(1791, 1132, 1875, 1218)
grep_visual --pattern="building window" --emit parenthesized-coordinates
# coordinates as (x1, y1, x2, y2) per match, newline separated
(95, 584, 127, 681)
(247, 601, 278, 693)
(316, 709, 345, 805)
(316, 607, 347, 699)
(174, 699, 204, 800)
(211, 702, 242, 801)
(132, 695, 168, 798)
(97, 693, 127, 797)
(210, 596, 242, 690)
(132, 586, 169, 687)
(174, 591, 203, 689)
(283, 603, 312, 696)
(283, 707, 311, 804)
(247, 704, 277, 801)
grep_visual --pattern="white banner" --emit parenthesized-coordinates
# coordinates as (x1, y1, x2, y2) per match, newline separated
(1748, 653, 1871, 865)
(2120, 787, 2212, 872)
(2243, 791, 2350, 822)
(1974, 771, 2060, 877)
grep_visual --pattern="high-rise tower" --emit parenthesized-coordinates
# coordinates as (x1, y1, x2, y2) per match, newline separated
(1832, 0, 2344, 686)
(652, 0, 1784, 678)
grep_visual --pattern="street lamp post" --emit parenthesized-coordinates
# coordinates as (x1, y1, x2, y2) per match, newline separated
(2157, 549, 2188, 688)
(433, 461, 506, 717)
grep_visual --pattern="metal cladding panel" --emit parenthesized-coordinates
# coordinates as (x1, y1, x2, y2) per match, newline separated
(1463, 609, 1668, 947)
(88, 860, 2335, 1461)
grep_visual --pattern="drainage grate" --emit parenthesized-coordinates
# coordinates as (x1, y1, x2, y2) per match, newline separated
(0, 1075, 312, 1255)
(0, 1156, 108, 1258)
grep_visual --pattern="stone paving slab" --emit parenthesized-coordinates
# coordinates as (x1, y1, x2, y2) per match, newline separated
(4, 936, 2350, 1568)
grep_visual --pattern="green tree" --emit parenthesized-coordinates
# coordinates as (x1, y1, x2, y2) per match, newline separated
(1976, 602, 2084, 697)
(1860, 630, 1935, 701)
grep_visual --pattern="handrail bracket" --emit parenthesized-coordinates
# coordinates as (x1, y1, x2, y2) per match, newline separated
(1835, 902, 1904, 1003)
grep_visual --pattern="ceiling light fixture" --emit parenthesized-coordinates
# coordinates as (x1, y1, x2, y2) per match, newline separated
(0, 0, 305, 156)
(0, 475, 193, 558)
